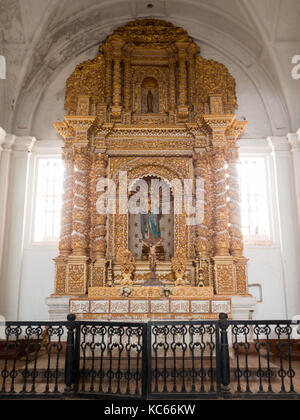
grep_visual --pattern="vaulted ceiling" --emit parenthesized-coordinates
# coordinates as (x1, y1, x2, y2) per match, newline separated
(0, 0, 300, 138)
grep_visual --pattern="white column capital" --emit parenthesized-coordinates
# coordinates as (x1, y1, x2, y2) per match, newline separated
(267, 136, 291, 153)
(13, 136, 36, 153)
(1, 134, 15, 152)
(287, 133, 300, 150)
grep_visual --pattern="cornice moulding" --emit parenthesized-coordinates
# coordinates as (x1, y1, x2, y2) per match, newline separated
(13, 136, 36, 153)
(267, 136, 291, 153)
(287, 133, 300, 150)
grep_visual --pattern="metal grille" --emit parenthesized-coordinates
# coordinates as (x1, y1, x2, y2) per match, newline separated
(0, 322, 66, 397)
(148, 321, 220, 398)
(1, 316, 300, 399)
(229, 321, 300, 398)
(75, 322, 147, 398)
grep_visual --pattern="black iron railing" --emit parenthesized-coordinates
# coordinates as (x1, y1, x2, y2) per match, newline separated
(0, 315, 300, 399)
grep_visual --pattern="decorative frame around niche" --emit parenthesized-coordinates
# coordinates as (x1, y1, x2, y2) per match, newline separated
(132, 67, 168, 114)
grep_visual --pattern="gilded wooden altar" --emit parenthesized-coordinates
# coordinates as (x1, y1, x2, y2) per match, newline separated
(53, 19, 249, 312)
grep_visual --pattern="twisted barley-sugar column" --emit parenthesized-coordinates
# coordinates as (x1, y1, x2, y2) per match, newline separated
(213, 148, 230, 256)
(71, 149, 91, 256)
(105, 53, 113, 105)
(113, 54, 122, 107)
(227, 148, 244, 257)
(124, 57, 131, 111)
(194, 153, 209, 258)
(58, 149, 74, 256)
(178, 52, 188, 107)
(91, 154, 108, 258)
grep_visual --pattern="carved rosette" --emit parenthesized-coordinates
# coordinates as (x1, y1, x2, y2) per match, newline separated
(72, 148, 91, 255)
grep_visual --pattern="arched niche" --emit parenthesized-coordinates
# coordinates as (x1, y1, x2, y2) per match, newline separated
(132, 67, 168, 114)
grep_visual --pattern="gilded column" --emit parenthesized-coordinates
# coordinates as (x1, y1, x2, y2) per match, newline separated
(187, 53, 195, 106)
(58, 148, 74, 257)
(213, 148, 230, 256)
(53, 123, 75, 296)
(204, 114, 237, 295)
(53, 148, 74, 296)
(123, 56, 132, 124)
(90, 154, 108, 287)
(176, 45, 189, 120)
(169, 58, 176, 110)
(227, 121, 249, 295)
(194, 152, 209, 258)
(111, 51, 123, 121)
(178, 53, 187, 106)
(113, 53, 122, 107)
(105, 52, 113, 105)
(194, 151, 213, 287)
(64, 147, 91, 295)
(176, 42, 189, 121)
(124, 57, 131, 111)
(72, 148, 91, 256)
(227, 147, 243, 257)
(230, 152, 249, 295)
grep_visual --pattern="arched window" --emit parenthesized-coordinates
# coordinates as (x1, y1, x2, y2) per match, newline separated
(238, 157, 271, 243)
(33, 158, 64, 243)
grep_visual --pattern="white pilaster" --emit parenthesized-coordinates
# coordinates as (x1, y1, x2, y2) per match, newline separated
(268, 136, 300, 318)
(0, 136, 36, 320)
(288, 131, 300, 230)
(0, 131, 15, 279)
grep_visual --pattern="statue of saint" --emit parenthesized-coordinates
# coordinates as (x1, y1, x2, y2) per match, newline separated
(147, 90, 154, 113)
(140, 211, 161, 241)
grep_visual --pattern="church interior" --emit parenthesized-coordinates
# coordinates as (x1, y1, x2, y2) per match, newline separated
(0, 0, 300, 400)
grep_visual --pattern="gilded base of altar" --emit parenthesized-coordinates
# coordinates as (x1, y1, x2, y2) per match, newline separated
(69, 286, 232, 321)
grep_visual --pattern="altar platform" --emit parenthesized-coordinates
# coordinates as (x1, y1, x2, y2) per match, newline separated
(68, 286, 232, 320)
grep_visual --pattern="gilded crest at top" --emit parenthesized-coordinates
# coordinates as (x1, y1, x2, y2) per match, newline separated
(64, 19, 237, 124)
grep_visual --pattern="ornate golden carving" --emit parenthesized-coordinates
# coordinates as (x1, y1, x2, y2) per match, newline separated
(88, 286, 214, 299)
(53, 19, 249, 303)
(171, 249, 188, 286)
(118, 249, 136, 286)
(65, 55, 105, 115)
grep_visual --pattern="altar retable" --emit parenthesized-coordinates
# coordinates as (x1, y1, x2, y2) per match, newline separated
(47, 19, 255, 321)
